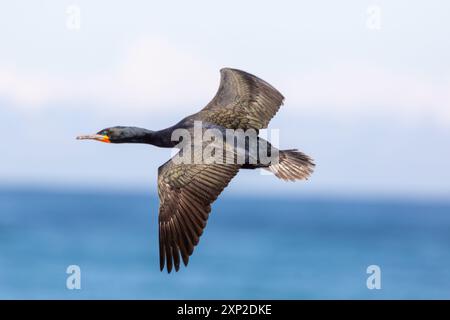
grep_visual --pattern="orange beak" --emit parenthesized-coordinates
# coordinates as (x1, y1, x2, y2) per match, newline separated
(76, 134, 111, 143)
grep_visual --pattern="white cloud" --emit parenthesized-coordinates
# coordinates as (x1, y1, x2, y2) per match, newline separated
(92, 37, 216, 110)
(1, 40, 450, 127)
(0, 66, 55, 106)
(0, 36, 216, 114)
(283, 62, 450, 126)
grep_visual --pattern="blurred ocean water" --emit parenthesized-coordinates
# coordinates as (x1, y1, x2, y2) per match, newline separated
(0, 188, 449, 299)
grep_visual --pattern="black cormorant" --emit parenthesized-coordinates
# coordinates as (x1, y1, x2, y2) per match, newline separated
(77, 68, 315, 273)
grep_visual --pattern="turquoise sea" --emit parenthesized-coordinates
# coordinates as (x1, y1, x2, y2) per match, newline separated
(0, 188, 449, 299)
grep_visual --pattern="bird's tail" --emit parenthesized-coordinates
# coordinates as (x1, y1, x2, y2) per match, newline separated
(265, 149, 315, 181)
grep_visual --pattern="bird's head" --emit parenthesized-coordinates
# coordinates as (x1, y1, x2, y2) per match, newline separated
(76, 126, 143, 144)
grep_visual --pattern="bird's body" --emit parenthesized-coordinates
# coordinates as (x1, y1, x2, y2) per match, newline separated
(77, 68, 315, 272)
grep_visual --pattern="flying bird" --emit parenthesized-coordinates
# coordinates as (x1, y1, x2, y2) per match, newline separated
(77, 68, 315, 273)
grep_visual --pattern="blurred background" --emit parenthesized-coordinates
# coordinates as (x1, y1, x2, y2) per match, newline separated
(0, 0, 449, 299)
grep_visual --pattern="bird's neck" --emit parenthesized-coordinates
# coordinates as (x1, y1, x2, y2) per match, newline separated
(129, 127, 176, 148)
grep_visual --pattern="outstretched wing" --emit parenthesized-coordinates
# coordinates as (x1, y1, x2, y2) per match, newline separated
(199, 68, 285, 130)
(157, 156, 239, 273)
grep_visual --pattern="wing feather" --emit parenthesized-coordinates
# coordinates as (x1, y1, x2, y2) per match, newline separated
(199, 68, 284, 130)
(158, 157, 239, 273)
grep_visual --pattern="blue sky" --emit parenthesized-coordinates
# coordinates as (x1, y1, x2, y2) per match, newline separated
(1, 0, 449, 198)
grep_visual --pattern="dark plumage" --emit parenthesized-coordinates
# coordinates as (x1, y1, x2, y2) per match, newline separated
(77, 68, 315, 273)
